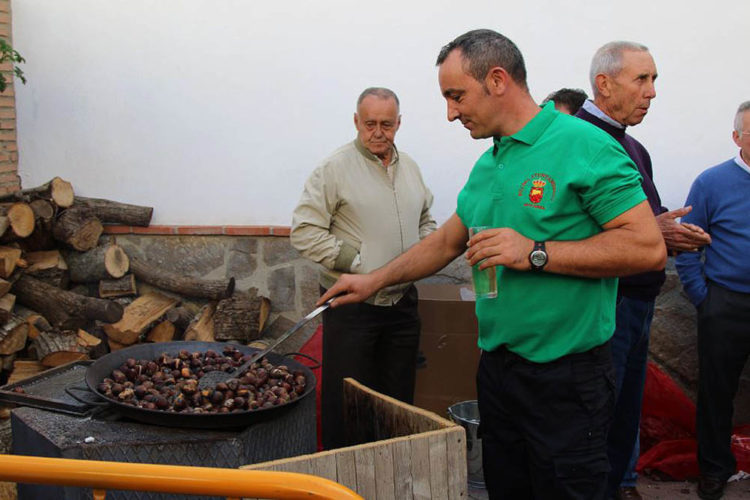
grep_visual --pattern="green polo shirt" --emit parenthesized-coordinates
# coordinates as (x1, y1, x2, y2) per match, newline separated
(457, 102, 646, 362)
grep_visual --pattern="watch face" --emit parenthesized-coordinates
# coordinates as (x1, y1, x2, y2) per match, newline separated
(530, 250, 547, 267)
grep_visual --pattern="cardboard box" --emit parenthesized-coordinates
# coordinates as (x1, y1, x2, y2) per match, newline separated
(414, 283, 481, 417)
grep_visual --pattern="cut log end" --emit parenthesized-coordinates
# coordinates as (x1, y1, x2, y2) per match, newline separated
(53, 209, 103, 252)
(104, 245, 129, 279)
(69, 219, 103, 251)
(50, 177, 75, 208)
(7, 202, 35, 238)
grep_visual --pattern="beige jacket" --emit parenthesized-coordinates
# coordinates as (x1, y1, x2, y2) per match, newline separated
(290, 139, 436, 305)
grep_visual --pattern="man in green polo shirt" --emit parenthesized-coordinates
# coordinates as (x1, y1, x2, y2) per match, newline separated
(320, 30, 666, 499)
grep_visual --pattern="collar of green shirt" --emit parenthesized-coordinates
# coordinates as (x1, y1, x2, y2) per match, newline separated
(492, 101, 557, 153)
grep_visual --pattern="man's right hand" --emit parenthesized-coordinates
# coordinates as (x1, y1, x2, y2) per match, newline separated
(317, 273, 381, 307)
(656, 206, 711, 253)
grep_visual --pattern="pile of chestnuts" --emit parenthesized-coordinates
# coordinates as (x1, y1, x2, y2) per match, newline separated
(96, 346, 307, 414)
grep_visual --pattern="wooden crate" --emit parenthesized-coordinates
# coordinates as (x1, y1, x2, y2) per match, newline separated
(242, 377, 467, 499)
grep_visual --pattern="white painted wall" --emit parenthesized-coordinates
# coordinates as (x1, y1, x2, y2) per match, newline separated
(12, 0, 750, 225)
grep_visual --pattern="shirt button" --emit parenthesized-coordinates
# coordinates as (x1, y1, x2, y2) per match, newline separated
(498, 164, 504, 170)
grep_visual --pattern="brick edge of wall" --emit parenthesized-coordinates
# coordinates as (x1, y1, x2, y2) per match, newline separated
(0, 0, 21, 196)
(102, 225, 291, 236)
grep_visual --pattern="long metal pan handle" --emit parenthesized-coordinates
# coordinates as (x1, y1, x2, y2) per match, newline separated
(247, 297, 334, 366)
(65, 383, 110, 407)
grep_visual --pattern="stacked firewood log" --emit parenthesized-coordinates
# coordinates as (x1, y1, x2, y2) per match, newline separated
(0, 177, 269, 386)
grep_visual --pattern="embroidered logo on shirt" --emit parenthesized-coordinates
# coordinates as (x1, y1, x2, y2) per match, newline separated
(529, 179, 545, 204)
(518, 173, 556, 210)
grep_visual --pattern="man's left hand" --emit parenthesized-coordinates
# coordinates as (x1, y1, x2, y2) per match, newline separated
(656, 206, 711, 253)
(465, 227, 534, 271)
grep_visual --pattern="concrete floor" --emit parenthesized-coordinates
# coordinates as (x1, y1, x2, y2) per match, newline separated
(467, 476, 750, 499)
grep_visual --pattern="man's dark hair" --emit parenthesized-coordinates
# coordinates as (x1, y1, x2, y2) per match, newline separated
(435, 29, 527, 89)
(356, 87, 400, 109)
(541, 88, 588, 114)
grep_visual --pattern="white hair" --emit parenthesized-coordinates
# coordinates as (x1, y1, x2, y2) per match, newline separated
(734, 101, 750, 134)
(589, 41, 650, 95)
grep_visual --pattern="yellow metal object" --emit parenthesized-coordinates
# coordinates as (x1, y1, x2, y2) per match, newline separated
(0, 454, 362, 499)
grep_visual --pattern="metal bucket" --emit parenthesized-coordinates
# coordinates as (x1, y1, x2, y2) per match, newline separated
(448, 400, 484, 488)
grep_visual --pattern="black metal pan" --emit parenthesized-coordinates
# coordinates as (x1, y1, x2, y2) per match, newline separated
(78, 341, 317, 429)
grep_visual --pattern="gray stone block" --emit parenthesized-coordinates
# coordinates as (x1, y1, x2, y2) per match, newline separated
(229, 237, 257, 254)
(137, 236, 227, 276)
(227, 249, 257, 279)
(299, 264, 321, 309)
(268, 266, 296, 312)
(263, 238, 300, 267)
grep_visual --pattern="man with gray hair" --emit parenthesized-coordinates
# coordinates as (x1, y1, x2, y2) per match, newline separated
(676, 101, 750, 500)
(290, 87, 436, 450)
(576, 41, 711, 500)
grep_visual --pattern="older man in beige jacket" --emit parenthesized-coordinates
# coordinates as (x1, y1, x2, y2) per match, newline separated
(291, 87, 436, 449)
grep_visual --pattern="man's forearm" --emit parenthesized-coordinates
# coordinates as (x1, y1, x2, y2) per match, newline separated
(467, 200, 666, 278)
(544, 201, 666, 278)
(544, 227, 666, 278)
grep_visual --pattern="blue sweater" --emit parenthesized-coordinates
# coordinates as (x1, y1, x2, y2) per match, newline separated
(675, 158, 750, 305)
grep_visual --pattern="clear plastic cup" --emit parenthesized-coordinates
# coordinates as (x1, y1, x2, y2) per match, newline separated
(468, 226, 498, 299)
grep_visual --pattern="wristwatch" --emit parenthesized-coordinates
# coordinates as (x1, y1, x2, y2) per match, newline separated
(529, 241, 548, 271)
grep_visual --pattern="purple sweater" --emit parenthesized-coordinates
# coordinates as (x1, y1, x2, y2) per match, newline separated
(575, 108, 667, 300)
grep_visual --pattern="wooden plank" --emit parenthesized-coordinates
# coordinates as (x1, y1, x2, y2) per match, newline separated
(445, 427, 467, 499)
(335, 448, 358, 493)
(25, 250, 65, 272)
(392, 437, 414, 500)
(182, 302, 215, 342)
(0, 292, 14, 324)
(428, 432, 449, 500)
(145, 320, 175, 343)
(411, 434, 432, 500)
(0, 482, 15, 500)
(354, 446, 376, 499)
(0, 314, 27, 355)
(374, 440, 395, 500)
(7, 360, 46, 384)
(0, 246, 21, 278)
(309, 453, 337, 482)
(286, 459, 311, 475)
(102, 292, 178, 345)
(342, 377, 455, 445)
(241, 378, 466, 499)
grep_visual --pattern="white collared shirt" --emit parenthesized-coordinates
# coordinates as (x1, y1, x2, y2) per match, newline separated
(734, 151, 750, 175)
(582, 100, 626, 129)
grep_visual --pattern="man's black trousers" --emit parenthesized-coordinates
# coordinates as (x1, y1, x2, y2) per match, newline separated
(320, 285, 420, 450)
(697, 281, 750, 480)
(478, 342, 615, 500)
